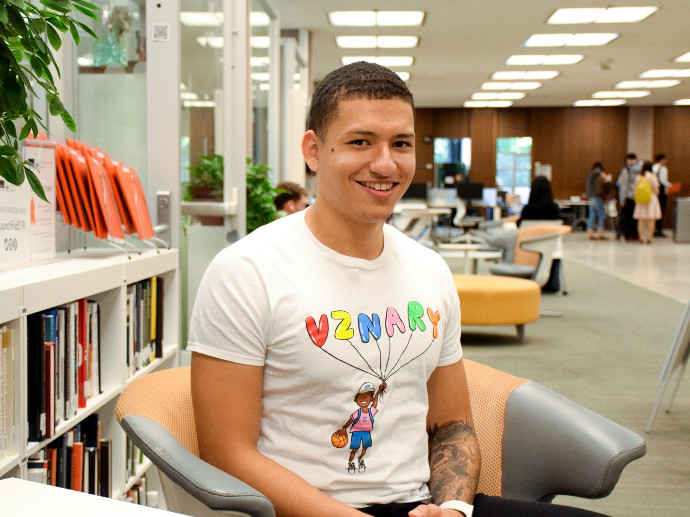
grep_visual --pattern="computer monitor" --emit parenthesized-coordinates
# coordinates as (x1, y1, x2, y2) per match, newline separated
(456, 182, 484, 202)
(403, 182, 428, 200)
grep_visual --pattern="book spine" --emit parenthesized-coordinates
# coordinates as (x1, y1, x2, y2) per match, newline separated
(0, 326, 6, 458)
(77, 298, 88, 409)
(56, 308, 66, 427)
(150, 276, 157, 363)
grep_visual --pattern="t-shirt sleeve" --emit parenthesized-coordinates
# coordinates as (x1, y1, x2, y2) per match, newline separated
(437, 265, 463, 367)
(187, 247, 270, 366)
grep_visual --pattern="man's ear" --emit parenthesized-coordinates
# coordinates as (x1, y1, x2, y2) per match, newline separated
(302, 130, 321, 172)
(284, 199, 296, 214)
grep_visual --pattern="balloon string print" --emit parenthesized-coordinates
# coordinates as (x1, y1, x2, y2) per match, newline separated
(305, 304, 441, 401)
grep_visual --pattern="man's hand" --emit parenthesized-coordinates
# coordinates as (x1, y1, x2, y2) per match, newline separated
(408, 503, 465, 516)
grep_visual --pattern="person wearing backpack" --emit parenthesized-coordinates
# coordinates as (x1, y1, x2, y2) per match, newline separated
(633, 161, 662, 244)
(616, 153, 641, 241)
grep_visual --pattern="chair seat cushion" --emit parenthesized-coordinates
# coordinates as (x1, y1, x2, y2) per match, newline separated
(489, 263, 535, 279)
(454, 274, 540, 325)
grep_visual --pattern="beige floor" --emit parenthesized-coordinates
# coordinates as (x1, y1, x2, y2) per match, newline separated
(562, 229, 690, 305)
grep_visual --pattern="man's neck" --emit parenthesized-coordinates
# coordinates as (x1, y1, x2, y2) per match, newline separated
(304, 206, 385, 260)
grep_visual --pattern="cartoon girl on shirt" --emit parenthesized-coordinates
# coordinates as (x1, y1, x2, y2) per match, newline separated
(334, 381, 387, 474)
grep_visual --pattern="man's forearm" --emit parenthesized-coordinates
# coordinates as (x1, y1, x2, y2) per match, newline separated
(427, 419, 480, 504)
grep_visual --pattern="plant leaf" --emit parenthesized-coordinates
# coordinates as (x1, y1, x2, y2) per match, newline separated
(0, 145, 14, 156)
(75, 20, 97, 39)
(72, 2, 99, 21)
(18, 123, 32, 140)
(60, 110, 76, 132)
(25, 165, 48, 202)
(46, 24, 62, 51)
(68, 20, 79, 45)
(0, 156, 20, 184)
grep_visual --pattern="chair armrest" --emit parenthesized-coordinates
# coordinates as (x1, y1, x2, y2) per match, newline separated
(501, 382, 646, 503)
(120, 415, 275, 517)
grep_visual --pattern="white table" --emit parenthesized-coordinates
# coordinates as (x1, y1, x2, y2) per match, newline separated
(437, 243, 503, 274)
(0, 478, 189, 516)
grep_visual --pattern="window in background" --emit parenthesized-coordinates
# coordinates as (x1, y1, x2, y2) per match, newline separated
(75, 0, 147, 185)
(433, 138, 471, 187)
(496, 137, 532, 204)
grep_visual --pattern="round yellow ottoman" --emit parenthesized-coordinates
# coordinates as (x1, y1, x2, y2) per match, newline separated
(453, 274, 540, 344)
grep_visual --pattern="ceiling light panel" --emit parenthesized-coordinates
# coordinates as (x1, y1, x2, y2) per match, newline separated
(675, 52, 690, 62)
(472, 92, 526, 100)
(593, 90, 650, 98)
(328, 11, 425, 27)
(523, 33, 618, 47)
(506, 54, 583, 65)
(673, 99, 690, 105)
(335, 36, 419, 49)
(640, 69, 690, 78)
(464, 100, 513, 108)
(180, 11, 223, 27)
(481, 81, 542, 90)
(341, 56, 414, 67)
(547, 7, 657, 24)
(492, 71, 559, 80)
(616, 80, 680, 89)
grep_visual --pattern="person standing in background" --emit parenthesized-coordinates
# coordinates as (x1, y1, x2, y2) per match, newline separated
(616, 154, 641, 242)
(652, 154, 671, 237)
(633, 161, 662, 245)
(585, 162, 612, 240)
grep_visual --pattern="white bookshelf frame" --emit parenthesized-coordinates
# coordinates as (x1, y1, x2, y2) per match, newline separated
(0, 248, 179, 500)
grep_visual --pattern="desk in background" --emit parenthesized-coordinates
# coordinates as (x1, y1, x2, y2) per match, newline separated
(557, 199, 589, 230)
(0, 478, 188, 517)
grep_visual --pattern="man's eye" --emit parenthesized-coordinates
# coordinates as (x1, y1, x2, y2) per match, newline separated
(393, 141, 412, 148)
(350, 139, 367, 146)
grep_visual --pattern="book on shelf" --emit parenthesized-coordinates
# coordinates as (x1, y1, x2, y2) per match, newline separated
(1, 325, 15, 458)
(27, 300, 100, 441)
(99, 438, 112, 498)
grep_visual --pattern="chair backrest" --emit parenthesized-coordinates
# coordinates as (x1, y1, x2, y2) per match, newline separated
(483, 229, 518, 263)
(514, 224, 570, 266)
(453, 198, 467, 226)
(116, 364, 527, 502)
(519, 234, 559, 287)
(464, 360, 528, 497)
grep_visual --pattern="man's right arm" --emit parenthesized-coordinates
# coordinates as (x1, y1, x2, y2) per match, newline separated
(191, 352, 364, 517)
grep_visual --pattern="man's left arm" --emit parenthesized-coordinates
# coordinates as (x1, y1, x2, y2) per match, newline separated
(410, 359, 480, 517)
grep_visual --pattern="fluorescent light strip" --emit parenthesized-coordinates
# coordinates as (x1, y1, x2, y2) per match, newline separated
(673, 99, 690, 105)
(472, 92, 525, 100)
(547, 7, 658, 24)
(492, 71, 559, 80)
(180, 11, 222, 27)
(184, 100, 216, 108)
(593, 91, 650, 98)
(328, 11, 425, 27)
(481, 82, 542, 90)
(574, 99, 627, 106)
(506, 54, 583, 65)
(675, 52, 690, 63)
(640, 69, 690, 78)
(523, 33, 618, 47)
(464, 100, 513, 108)
(335, 36, 419, 49)
(341, 56, 414, 67)
(616, 80, 681, 89)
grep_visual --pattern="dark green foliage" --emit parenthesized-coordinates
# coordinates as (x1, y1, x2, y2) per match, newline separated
(0, 0, 98, 201)
(246, 157, 280, 234)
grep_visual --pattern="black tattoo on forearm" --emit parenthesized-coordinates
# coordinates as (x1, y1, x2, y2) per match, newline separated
(427, 419, 480, 504)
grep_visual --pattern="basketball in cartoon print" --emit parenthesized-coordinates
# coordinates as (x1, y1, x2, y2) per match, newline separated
(331, 429, 348, 448)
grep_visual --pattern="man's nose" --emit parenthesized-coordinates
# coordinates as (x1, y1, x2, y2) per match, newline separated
(370, 145, 396, 176)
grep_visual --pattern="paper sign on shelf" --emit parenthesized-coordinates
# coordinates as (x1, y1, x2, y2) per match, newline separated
(22, 140, 57, 261)
(0, 177, 31, 267)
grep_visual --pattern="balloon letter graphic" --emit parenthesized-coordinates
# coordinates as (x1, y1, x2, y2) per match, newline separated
(358, 313, 382, 343)
(306, 314, 328, 347)
(385, 307, 406, 337)
(408, 301, 426, 333)
(427, 308, 440, 339)
(332, 310, 355, 340)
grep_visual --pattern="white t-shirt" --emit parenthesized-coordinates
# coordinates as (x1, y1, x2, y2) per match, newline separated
(188, 209, 462, 507)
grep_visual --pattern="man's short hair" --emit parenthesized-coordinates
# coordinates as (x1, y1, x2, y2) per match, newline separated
(274, 181, 308, 210)
(626, 153, 637, 160)
(306, 61, 414, 139)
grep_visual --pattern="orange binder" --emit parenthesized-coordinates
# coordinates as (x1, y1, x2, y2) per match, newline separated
(113, 162, 155, 240)
(55, 144, 77, 226)
(84, 154, 125, 240)
(60, 147, 89, 231)
(67, 149, 102, 236)
(95, 152, 136, 234)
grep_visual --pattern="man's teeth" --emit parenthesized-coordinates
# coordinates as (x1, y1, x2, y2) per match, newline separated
(363, 182, 393, 191)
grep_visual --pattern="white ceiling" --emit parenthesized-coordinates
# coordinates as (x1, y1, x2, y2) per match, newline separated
(270, 0, 690, 108)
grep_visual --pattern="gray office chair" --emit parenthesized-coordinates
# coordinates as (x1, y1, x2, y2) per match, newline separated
(116, 365, 645, 515)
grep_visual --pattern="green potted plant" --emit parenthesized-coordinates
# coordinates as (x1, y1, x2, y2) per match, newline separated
(0, 0, 98, 201)
(246, 157, 281, 234)
(183, 153, 224, 202)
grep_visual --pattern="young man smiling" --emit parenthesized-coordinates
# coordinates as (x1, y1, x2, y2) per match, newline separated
(188, 62, 607, 517)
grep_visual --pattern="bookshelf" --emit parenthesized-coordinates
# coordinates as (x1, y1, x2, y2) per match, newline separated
(0, 248, 179, 502)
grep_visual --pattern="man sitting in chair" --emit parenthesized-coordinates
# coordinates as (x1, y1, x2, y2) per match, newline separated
(188, 62, 607, 517)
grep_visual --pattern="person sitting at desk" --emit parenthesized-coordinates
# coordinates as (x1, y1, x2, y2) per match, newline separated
(517, 175, 562, 293)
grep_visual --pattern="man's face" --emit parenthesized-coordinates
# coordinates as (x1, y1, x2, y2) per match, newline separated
(305, 97, 415, 227)
(356, 391, 374, 407)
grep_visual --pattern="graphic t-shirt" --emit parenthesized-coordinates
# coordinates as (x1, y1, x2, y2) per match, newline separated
(188, 209, 463, 507)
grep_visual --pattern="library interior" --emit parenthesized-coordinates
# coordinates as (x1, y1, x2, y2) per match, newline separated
(1, 1, 690, 516)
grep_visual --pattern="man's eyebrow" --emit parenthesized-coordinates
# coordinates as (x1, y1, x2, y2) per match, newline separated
(347, 130, 415, 138)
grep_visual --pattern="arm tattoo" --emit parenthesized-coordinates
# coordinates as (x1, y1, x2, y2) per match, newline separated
(427, 419, 480, 504)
